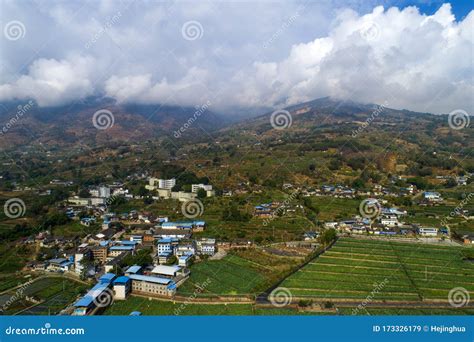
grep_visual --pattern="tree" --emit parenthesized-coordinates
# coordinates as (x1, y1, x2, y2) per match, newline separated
(197, 188, 207, 199)
(319, 228, 337, 246)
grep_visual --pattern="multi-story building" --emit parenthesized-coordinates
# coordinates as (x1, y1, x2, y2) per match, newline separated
(418, 227, 438, 236)
(128, 274, 177, 297)
(91, 246, 108, 263)
(157, 238, 175, 254)
(158, 178, 176, 190)
(113, 276, 131, 300)
(195, 238, 216, 255)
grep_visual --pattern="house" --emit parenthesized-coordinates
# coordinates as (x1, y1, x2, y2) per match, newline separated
(124, 265, 142, 276)
(80, 217, 96, 227)
(462, 235, 474, 245)
(195, 238, 216, 255)
(91, 245, 108, 263)
(161, 222, 194, 230)
(191, 184, 213, 193)
(157, 238, 177, 254)
(193, 221, 206, 231)
(254, 205, 272, 218)
(47, 258, 73, 272)
(423, 192, 443, 202)
(129, 235, 143, 244)
(157, 251, 173, 264)
(304, 231, 319, 240)
(73, 274, 115, 315)
(151, 265, 187, 279)
(127, 274, 177, 297)
(418, 227, 438, 236)
(109, 245, 134, 257)
(175, 243, 195, 257)
(179, 254, 192, 267)
(154, 229, 191, 240)
(74, 244, 91, 274)
(381, 215, 399, 227)
(113, 276, 131, 300)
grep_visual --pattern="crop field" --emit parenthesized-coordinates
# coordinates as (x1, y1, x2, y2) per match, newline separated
(104, 296, 313, 315)
(178, 249, 303, 297)
(280, 238, 474, 303)
(0, 277, 87, 315)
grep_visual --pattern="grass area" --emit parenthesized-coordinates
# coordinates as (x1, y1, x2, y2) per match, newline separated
(178, 249, 304, 297)
(105, 296, 317, 315)
(280, 238, 474, 302)
(0, 276, 88, 315)
(337, 307, 474, 315)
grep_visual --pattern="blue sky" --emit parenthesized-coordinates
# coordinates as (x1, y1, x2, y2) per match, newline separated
(0, 0, 472, 114)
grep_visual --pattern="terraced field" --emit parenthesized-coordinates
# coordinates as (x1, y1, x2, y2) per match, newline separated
(280, 238, 474, 302)
(178, 249, 303, 297)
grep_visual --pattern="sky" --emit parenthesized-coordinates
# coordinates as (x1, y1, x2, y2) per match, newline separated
(0, 0, 472, 115)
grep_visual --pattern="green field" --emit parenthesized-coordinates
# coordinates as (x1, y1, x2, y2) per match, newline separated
(280, 238, 474, 303)
(104, 296, 321, 315)
(178, 249, 303, 297)
(0, 277, 88, 315)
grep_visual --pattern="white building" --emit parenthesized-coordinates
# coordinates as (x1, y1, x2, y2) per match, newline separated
(191, 184, 213, 193)
(418, 227, 438, 236)
(158, 178, 176, 190)
(381, 215, 399, 227)
(99, 186, 111, 198)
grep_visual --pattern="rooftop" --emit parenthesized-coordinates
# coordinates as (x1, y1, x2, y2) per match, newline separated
(128, 274, 172, 285)
(125, 265, 142, 274)
(151, 265, 181, 276)
(113, 276, 130, 284)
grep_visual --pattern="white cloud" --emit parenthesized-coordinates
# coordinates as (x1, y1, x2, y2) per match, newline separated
(0, 1, 472, 114)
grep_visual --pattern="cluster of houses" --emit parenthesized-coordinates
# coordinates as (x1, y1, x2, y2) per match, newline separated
(324, 205, 449, 237)
(72, 263, 189, 315)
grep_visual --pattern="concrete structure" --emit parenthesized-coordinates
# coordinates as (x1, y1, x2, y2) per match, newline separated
(128, 274, 176, 297)
(196, 238, 216, 255)
(47, 258, 73, 272)
(191, 184, 213, 193)
(418, 227, 438, 236)
(151, 265, 183, 278)
(158, 178, 176, 190)
(113, 276, 131, 300)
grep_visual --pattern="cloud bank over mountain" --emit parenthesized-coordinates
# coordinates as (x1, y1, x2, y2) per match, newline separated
(0, 1, 472, 114)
